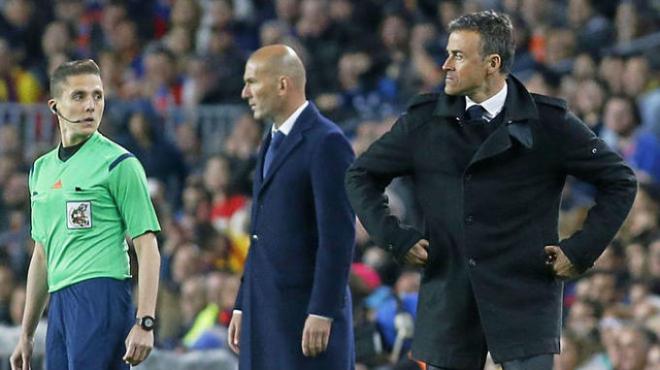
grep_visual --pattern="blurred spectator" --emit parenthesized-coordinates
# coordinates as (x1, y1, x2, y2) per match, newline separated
(614, 2, 647, 44)
(0, 263, 15, 324)
(409, 22, 444, 92)
(600, 95, 641, 159)
(374, 13, 418, 105)
(575, 79, 607, 131)
(600, 53, 627, 96)
(118, 111, 188, 206)
(34, 20, 77, 89)
(223, 113, 260, 196)
(158, 242, 202, 347)
(0, 125, 22, 157)
(170, 0, 201, 36)
(296, 0, 343, 97)
(650, 239, 660, 295)
(555, 330, 599, 370)
(202, 155, 248, 234)
(623, 56, 654, 100)
(180, 275, 210, 349)
(174, 122, 204, 171)
(374, 270, 420, 357)
(615, 325, 653, 370)
(162, 27, 196, 69)
(568, 0, 614, 57)
(197, 0, 257, 55)
(648, 344, 660, 369)
(9, 283, 25, 326)
(0, 37, 42, 103)
(0, 0, 46, 66)
(52, 0, 96, 56)
(109, 18, 143, 81)
(141, 45, 184, 115)
(316, 50, 395, 125)
(544, 27, 577, 73)
(198, 21, 247, 104)
(0, 207, 29, 277)
(1, 172, 28, 230)
(523, 65, 561, 96)
(626, 243, 649, 280)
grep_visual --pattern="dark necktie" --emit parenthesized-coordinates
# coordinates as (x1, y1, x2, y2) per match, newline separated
(465, 105, 488, 124)
(263, 130, 286, 178)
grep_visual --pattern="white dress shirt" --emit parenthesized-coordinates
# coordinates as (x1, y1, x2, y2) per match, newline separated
(465, 83, 508, 122)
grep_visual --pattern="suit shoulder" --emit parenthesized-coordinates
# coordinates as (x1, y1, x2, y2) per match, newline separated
(406, 92, 440, 111)
(531, 93, 567, 111)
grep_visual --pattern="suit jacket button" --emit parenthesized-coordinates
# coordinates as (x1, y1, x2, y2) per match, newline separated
(387, 243, 394, 251)
(252, 234, 259, 241)
(468, 258, 477, 267)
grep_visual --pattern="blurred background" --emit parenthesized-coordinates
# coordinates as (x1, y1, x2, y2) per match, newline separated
(0, 0, 659, 369)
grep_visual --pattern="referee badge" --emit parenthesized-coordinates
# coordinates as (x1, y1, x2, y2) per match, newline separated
(66, 201, 92, 229)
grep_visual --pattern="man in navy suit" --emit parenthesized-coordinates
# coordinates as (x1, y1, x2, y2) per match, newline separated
(227, 44, 356, 370)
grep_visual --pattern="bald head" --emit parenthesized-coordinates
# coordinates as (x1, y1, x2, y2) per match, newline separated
(249, 44, 306, 88)
(242, 44, 307, 125)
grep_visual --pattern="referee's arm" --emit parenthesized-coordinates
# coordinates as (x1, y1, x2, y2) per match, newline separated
(11, 242, 49, 370)
(123, 232, 160, 365)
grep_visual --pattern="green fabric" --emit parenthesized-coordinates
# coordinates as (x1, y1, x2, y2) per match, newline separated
(29, 132, 161, 292)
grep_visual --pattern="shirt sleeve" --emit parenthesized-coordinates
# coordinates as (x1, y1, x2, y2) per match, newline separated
(107, 154, 161, 239)
(28, 166, 45, 244)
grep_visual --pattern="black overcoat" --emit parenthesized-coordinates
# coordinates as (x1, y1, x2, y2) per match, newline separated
(345, 76, 637, 367)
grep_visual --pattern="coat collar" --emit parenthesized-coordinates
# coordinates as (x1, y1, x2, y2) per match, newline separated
(432, 74, 536, 150)
(254, 102, 320, 196)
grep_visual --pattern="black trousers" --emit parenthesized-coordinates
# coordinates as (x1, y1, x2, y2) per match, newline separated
(427, 353, 553, 370)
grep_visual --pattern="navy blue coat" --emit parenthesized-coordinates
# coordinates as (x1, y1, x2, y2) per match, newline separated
(235, 103, 356, 370)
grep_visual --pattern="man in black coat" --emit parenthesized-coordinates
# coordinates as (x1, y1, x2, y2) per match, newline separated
(345, 10, 637, 370)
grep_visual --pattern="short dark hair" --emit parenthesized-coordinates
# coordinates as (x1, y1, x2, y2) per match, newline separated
(448, 10, 515, 74)
(50, 59, 101, 98)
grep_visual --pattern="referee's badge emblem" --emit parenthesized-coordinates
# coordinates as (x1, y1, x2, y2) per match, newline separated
(66, 201, 92, 229)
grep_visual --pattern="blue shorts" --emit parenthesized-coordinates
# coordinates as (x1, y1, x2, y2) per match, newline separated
(46, 278, 134, 370)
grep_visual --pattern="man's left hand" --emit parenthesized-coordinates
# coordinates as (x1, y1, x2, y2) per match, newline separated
(544, 245, 580, 280)
(123, 325, 154, 366)
(301, 315, 332, 357)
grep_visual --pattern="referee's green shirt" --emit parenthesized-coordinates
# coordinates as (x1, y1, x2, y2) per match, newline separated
(29, 132, 161, 292)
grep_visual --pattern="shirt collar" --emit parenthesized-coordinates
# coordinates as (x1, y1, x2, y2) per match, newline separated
(465, 83, 508, 121)
(271, 101, 309, 136)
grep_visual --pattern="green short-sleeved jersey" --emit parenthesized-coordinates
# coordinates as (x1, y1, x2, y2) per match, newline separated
(29, 132, 161, 292)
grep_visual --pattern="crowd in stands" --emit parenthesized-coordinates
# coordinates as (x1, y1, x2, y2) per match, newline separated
(0, 0, 659, 369)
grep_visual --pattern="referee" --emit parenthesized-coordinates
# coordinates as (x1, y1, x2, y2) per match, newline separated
(10, 60, 161, 369)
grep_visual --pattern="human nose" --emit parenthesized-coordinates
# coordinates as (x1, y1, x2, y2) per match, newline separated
(241, 85, 250, 99)
(442, 56, 453, 71)
(84, 96, 95, 111)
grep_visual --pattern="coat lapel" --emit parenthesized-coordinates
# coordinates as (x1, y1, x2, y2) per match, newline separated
(257, 103, 318, 196)
(431, 76, 537, 167)
(253, 130, 270, 191)
(468, 125, 512, 166)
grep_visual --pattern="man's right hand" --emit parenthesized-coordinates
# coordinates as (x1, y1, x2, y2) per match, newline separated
(227, 311, 242, 354)
(10, 336, 34, 370)
(403, 239, 429, 266)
